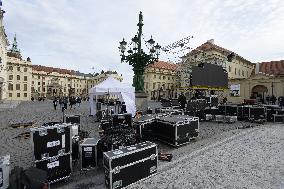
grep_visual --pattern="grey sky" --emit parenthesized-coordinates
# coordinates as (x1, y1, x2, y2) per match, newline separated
(3, 0, 284, 83)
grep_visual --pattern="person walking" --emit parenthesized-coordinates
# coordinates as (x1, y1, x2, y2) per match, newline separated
(77, 96, 81, 107)
(53, 98, 58, 110)
(59, 98, 63, 109)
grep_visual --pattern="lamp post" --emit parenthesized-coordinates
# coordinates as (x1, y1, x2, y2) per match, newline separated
(119, 11, 161, 92)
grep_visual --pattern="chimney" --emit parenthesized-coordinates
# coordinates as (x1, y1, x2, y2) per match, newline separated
(207, 39, 214, 44)
(255, 63, 260, 74)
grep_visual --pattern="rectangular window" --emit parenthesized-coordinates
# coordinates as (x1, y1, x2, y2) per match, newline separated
(24, 84, 27, 91)
(32, 81, 34, 84)
(154, 75, 156, 79)
(38, 87, 40, 92)
(17, 93, 20, 97)
(229, 66, 231, 72)
(17, 75, 20, 80)
(43, 88, 45, 92)
(24, 76, 27, 81)
(235, 68, 237, 74)
(17, 67, 20, 71)
(9, 75, 13, 80)
(163, 76, 165, 80)
(8, 83, 13, 90)
(24, 68, 27, 72)
(38, 76, 40, 79)
(168, 77, 170, 80)
(153, 83, 156, 89)
(9, 93, 12, 97)
(38, 82, 40, 85)
(31, 87, 35, 92)
(9, 66, 13, 71)
(242, 70, 244, 76)
(24, 93, 27, 97)
(16, 84, 20, 90)
(43, 82, 45, 85)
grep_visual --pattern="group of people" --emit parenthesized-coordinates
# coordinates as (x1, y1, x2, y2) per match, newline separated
(52, 96, 82, 110)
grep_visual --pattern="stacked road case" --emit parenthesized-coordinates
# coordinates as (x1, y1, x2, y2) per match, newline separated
(30, 123, 72, 183)
(80, 138, 100, 170)
(0, 155, 10, 189)
(103, 141, 157, 189)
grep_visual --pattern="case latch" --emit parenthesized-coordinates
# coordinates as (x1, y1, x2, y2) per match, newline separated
(113, 166, 120, 174)
(39, 129, 47, 136)
(113, 180, 122, 189)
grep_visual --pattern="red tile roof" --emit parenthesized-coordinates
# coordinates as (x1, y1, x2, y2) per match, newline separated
(187, 40, 252, 64)
(259, 60, 284, 75)
(32, 65, 75, 75)
(147, 61, 179, 71)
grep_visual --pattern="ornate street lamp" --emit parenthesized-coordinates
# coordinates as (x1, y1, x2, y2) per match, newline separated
(119, 11, 161, 92)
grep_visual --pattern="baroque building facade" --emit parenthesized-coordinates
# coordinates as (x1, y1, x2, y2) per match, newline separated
(177, 39, 255, 96)
(144, 61, 179, 100)
(0, 6, 9, 100)
(5, 36, 123, 101)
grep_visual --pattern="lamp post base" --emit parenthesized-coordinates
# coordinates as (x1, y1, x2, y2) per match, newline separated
(135, 92, 149, 113)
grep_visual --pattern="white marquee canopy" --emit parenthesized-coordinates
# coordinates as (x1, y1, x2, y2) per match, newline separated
(89, 77, 136, 116)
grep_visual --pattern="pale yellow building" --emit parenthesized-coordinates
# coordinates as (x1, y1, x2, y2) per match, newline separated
(228, 60, 284, 104)
(6, 35, 32, 101)
(176, 39, 255, 99)
(144, 61, 179, 100)
(0, 7, 9, 100)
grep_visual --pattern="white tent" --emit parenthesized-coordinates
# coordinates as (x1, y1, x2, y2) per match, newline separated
(89, 77, 136, 116)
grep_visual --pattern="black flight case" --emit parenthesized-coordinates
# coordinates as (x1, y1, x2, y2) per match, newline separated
(34, 153, 72, 183)
(155, 116, 199, 147)
(30, 123, 72, 161)
(103, 141, 157, 189)
(80, 138, 100, 170)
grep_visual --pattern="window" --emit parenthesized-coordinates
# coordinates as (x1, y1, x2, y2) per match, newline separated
(229, 66, 231, 72)
(38, 76, 40, 79)
(17, 67, 20, 71)
(163, 76, 165, 80)
(38, 82, 40, 85)
(168, 77, 170, 80)
(31, 87, 35, 92)
(153, 83, 156, 89)
(9, 75, 13, 80)
(235, 68, 237, 74)
(38, 87, 40, 92)
(24, 68, 27, 72)
(8, 83, 13, 90)
(24, 76, 27, 81)
(17, 75, 20, 80)
(17, 93, 20, 97)
(242, 70, 244, 76)
(8, 66, 13, 71)
(238, 69, 240, 75)
(247, 71, 249, 77)
(24, 93, 27, 97)
(159, 75, 161, 79)
(32, 81, 34, 84)
(43, 82, 45, 85)
(16, 84, 20, 90)
(24, 84, 27, 91)
(43, 88, 45, 92)
(9, 93, 12, 97)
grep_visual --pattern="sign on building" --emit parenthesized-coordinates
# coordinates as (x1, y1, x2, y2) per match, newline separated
(230, 84, 240, 97)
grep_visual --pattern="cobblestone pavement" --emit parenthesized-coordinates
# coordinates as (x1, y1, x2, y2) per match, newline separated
(0, 101, 283, 189)
(129, 125, 284, 189)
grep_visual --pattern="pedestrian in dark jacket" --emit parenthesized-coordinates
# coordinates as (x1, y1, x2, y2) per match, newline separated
(178, 93, 187, 110)
(53, 98, 58, 110)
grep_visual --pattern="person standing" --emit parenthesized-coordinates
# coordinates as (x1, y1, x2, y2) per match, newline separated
(77, 96, 81, 107)
(178, 93, 187, 110)
(53, 98, 58, 110)
(59, 98, 63, 109)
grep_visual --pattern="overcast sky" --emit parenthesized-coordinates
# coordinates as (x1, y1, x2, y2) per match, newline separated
(3, 0, 284, 83)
